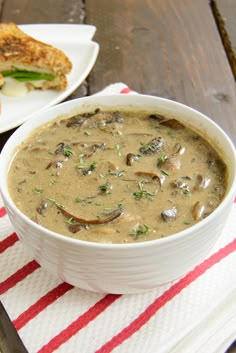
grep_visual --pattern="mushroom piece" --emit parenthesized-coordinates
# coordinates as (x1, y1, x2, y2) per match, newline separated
(46, 160, 64, 170)
(140, 137, 164, 155)
(160, 118, 185, 130)
(57, 205, 123, 225)
(192, 201, 205, 220)
(194, 174, 211, 190)
(135, 171, 165, 187)
(148, 113, 166, 123)
(173, 178, 190, 193)
(162, 157, 181, 171)
(83, 143, 106, 157)
(66, 109, 101, 128)
(172, 143, 185, 156)
(68, 223, 88, 233)
(126, 153, 141, 166)
(36, 199, 48, 215)
(54, 142, 71, 155)
(81, 111, 124, 129)
(161, 207, 177, 222)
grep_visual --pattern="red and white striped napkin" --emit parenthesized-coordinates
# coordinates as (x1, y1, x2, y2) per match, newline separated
(0, 83, 236, 353)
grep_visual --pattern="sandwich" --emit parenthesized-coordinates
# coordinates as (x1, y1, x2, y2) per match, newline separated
(0, 22, 72, 95)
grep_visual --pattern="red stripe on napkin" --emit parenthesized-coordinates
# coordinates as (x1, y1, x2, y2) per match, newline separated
(14, 282, 73, 330)
(120, 87, 132, 94)
(0, 232, 18, 253)
(37, 294, 121, 353)
(0, 260, 40, 294)
(96, 238, 236, 353)
(0, 207, 6, 217)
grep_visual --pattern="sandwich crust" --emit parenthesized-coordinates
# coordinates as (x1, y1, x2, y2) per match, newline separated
(0, 22, 72, 90)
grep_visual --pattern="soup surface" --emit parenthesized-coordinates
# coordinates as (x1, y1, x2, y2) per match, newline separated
(8, 108, 227, 243)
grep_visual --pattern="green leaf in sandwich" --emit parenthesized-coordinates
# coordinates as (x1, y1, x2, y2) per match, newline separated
(2, 69, 55, 82)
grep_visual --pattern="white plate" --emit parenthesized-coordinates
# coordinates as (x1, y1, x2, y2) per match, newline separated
(0, 24, 99, 133)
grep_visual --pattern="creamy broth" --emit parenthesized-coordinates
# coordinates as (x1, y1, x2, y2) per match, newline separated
(8, 109, 227, 243)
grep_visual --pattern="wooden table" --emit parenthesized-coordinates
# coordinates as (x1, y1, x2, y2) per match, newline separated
(0, 0, 235, 351)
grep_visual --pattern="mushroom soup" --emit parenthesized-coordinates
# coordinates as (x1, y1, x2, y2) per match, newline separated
(8, 108, 227, 243)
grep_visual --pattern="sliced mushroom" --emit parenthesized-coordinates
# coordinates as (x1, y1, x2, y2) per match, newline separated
(57, 205, 123, 225)
(161, 207, 177, 222)
(46, 160, 64, 170)
(148, 113, 166, 122)
(192, 201, 205, 220)
(81, 111, 124, 129)
(162, 157, 181, 171)
(126, 153, 138, 166)
(194, 174, 211, 190)
(126, 153, 135, 166)
(160, 119, 185, 130)
(135, 171, 165, 186)
(83, 143, 106, 158)
(36, 199, 48, 215)
(66, 109, 100, 128)
(173, 178, 190, 192)
(172, 143, 185, 156)
(140, 137, 164, 155)
(68, 223, 88, 233)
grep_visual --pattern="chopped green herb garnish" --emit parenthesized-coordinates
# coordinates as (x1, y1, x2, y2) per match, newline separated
(63, 147, 73, 157)
(109, 170, 124, 177)
(133, 190, 155, 201)
(104, 207, 114, 211)
(33, 188, 43, 194)
(65, 217, 74, 225)
(46, 198, 65, 208)
(100, 181, 112, 193)
(161, 170, 169, 176)
(79, 154, 84, 164)
(84, 131, 91, 136)
(47, 197, 56, 203)
(133, 179, 156, 201)
(129, 224, 153, 239)
(158, 153, 168, 164)
(49, 180, 56, 186)
(183, 189, 192, 196)
(115, 144, 122, 157)
(90, 161, 97, 171)
(117, 203, 123, 210)
(76, 165, 86, 170)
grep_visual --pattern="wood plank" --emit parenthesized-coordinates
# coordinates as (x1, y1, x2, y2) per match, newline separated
(211, 0, 236, 79)
(0, 0, 85, 24)
(86, 0, 236, 144)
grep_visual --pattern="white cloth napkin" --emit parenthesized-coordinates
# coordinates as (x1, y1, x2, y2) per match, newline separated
(0, 83, 236, 353)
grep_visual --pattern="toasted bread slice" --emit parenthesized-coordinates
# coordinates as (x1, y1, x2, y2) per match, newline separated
(0, 22, 72, 91)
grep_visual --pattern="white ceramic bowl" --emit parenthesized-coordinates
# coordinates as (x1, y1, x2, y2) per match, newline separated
(0, 94, 236, 294)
